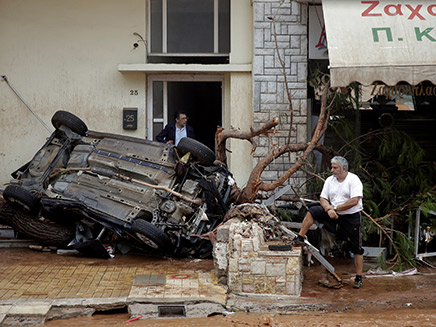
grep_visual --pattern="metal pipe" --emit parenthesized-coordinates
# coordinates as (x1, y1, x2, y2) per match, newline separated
(1, 75, 52, 133)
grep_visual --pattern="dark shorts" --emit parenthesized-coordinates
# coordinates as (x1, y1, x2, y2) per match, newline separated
(309, 205, 364, 255)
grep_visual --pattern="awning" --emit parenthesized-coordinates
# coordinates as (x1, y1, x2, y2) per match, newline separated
(322, 0, 436, 87)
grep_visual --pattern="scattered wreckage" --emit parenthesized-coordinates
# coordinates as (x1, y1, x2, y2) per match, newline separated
(2, 111, 236, 258)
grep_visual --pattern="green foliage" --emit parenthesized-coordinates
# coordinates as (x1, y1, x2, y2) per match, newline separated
(372, 231, 415, 271)
(356, 130, 435, 269)
(359, 129, 436, 215)
(306, 78, 436, 270)
(392, 231, 416, 270)
(378, 129, 424, 168)
(408, 187, 436, 227)
(275, 207, 299, 222)
(376, 252, 388, 270)
(329, 114, 355, 145)
(306, 171, 330, 197)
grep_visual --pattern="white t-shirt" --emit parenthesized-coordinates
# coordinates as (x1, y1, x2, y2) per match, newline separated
(320, 172, 363, 215)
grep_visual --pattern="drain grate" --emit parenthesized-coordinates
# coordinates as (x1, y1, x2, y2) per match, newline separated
(158, 305, 186, 317)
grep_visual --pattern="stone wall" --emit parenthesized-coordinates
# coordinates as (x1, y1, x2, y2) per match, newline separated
(214, 218, 303, 297)
(252, 0, 308, 189)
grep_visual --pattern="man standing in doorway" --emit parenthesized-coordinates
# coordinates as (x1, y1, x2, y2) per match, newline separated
(294, 156, 365, 288)
(156, 111, 195, 146)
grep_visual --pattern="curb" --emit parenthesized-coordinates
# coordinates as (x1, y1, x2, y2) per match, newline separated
(0, 297, 127, 326)
(0, 295, 332, 326)
(0, 296, 228, 326)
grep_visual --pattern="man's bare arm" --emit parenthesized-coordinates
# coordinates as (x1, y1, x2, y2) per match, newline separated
(335, 197, 361, 212)
(320, 197, 333, 212)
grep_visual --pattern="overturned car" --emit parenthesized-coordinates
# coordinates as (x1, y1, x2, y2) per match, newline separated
(3, 111, 235, 257)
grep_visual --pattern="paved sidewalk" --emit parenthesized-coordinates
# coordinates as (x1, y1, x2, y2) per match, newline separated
(0, 248, 228, 326)
(1, 247, 436, 326)
(0, 247, 225, 301)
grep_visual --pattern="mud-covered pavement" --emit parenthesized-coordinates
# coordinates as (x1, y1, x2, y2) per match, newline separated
(1, 248, 435, 326)
(300, 257, 436, 313)
(41, 254, 436, 326)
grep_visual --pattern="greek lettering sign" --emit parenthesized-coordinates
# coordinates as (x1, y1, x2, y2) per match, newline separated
(322, 0, 436, 86)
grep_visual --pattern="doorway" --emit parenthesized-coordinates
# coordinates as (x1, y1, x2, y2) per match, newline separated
(148, 76, 223, 151)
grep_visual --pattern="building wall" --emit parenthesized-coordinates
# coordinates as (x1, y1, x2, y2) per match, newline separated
(252, 0, 308, 189)
(0, 0, 147, 185)
(226, 0, 254, 186)
(0, 0, 308, 192)
(0, 0, 254, 187)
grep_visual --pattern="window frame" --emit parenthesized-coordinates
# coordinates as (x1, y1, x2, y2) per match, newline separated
(147, 0, 229, 57)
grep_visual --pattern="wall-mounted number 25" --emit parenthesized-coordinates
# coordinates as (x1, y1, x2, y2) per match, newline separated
(130, 90, 138, 96)
(125, 114, 135, 122)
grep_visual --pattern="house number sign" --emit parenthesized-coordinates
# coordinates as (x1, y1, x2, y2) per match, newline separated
(123, 108, 137, 130)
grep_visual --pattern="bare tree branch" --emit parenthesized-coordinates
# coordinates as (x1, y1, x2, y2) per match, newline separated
(215, 117, 279, 165)
(238, 82, 333, 203)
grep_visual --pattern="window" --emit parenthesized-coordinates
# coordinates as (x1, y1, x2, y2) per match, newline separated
(149, 0, 230, 64)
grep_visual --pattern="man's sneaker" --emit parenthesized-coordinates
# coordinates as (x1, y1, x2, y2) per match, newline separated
(353, 277, 363, 289)
(291, 235, 306, 247)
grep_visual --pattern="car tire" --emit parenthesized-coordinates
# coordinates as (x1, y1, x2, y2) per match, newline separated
(131, 219, 171, 251)
(51, 110, 88, 136)
(177, 137, 216, 166)
(3, 185, 40, 215)
(0, 201, 75, 247)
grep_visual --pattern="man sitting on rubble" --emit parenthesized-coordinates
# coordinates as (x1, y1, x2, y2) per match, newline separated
(294, 156, 365, 289)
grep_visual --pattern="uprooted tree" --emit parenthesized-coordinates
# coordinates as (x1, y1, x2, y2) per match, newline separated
(213, 81, 416, 270)
(217, 70, 436, 270)
(215, 8, 339, 204)
(213, 10, 436, 269)
(215, 80, 337, 204)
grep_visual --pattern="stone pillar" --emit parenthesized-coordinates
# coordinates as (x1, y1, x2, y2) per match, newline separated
(252, 0, 308, 189)
(213, 219, 303, 297)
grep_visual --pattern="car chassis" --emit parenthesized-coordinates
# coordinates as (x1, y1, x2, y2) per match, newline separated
(3, 111, 235, 257)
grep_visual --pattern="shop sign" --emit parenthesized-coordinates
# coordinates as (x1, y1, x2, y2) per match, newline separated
(322, 0, 436, 86)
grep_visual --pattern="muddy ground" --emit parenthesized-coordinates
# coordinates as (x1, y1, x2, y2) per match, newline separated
(40, 254, 436, 326)
(42, 308, 436, 326)
(1, 197, 435, 326)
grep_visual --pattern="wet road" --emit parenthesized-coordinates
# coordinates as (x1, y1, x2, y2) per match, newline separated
(41, 253, 436, 326)
(1, 248, 435, 326)
(42, 308, 436, 326)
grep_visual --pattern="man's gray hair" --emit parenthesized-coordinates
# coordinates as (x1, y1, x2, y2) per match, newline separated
(331, 156, 348, 171)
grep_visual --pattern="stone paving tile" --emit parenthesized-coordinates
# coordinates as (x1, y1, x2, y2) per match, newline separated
(127, 272, 226, 305)
(0, 248, 222, 304)
(1, 263, 122, 300)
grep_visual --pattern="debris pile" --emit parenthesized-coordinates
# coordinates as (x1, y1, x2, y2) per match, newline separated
(223, 203, 293, 243)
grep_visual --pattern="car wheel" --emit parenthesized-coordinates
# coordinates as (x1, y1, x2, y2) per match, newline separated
(3, 185, 40, 215)
(0, 202, 75, 247)
(177, 137, 216, 166)
(51, 110, 88, 136)
(131, 219, 171, 251)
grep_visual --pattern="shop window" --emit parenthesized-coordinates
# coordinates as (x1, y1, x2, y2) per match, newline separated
(149, 0, 230, 64)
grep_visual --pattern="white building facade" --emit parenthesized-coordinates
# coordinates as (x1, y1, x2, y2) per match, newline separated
(0, 0, 309, 192)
